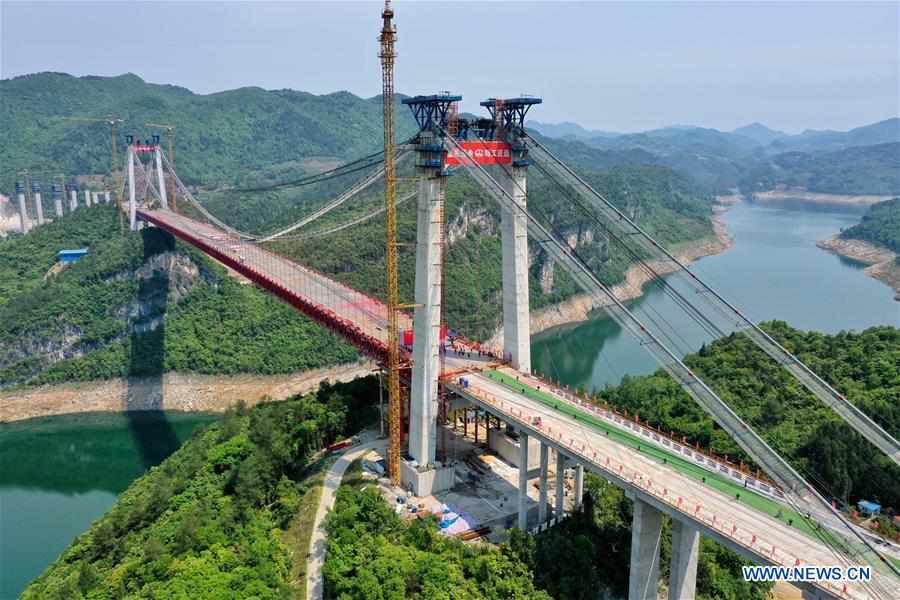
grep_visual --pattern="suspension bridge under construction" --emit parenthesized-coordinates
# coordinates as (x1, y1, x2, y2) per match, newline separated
(58, 4, 900, 600)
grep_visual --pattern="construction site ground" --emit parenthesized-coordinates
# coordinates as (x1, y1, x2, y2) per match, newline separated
(356, 421, 579, 543)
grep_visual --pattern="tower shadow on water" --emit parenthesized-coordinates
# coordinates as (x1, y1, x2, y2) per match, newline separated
(124, 227, 180, 470)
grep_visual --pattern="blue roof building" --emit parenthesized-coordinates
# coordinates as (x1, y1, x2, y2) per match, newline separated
(857, 500, 881, 515)
(58, 248, 89, 263)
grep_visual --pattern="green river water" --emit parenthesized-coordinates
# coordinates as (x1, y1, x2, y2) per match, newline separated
(533, 200, 899, 390)
(1, 199, 898, 598)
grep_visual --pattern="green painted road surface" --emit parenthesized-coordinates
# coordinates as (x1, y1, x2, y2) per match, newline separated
(482, 369, 849, 550)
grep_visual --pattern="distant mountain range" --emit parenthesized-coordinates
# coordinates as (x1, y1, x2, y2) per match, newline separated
(0, 72, 418, 191)
(3, 71, 897, 196)
(731, 122, 787, 145)
(528, 117, 900, 194)
(526, 120, 621, 140)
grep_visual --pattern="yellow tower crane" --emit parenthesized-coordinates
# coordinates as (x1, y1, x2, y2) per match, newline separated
(379, 0, 402, 485)
(62, 115, 125, 229)
(145, 123, 176, 210)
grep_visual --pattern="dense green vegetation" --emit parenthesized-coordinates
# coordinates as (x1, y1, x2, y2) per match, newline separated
(0, 72, 417, 191)
(602, 322, 900, 510)
(0, 204, 128, 306)
(840, 197, 900, 253)
(0, 205, 357, 387)
(21, 377, 379, 599)
(508, 478, 772, 600)
(2, 72, 723, 382)
(324, 468, 770, 600)
(743, 144, 900, 195)
(272, 164, 715, 342)
(324, 486, 550, 599)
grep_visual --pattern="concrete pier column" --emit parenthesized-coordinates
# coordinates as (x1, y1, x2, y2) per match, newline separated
(69, 189, 78, 211)
(16, 182, 29, 233)
(84, 189, 92, 207)
(500, 161, 531, 373)
(628, 499, 663, 600)
(15, 181, 29, 233)
(518, 432, 529, 530)
(555, 451, 565, 517)
(408, 140, 446, 466)
(32, 183, 44, 225)
(668, 520, 699, 600)
(538, 442, 549, 523)
(52, 184, 64, 219)
(574, 464, 584, 508)
(104, 191, 111, 205)
(93, 192, 101, 206)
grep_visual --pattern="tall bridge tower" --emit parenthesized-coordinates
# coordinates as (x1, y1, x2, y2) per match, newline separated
(399, 94, 542, 496)
(401, 94, 460, 493)
(482, 97, 542, 373)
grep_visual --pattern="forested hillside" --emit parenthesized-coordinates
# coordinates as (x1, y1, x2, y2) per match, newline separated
(743, 143, 900, 195)
(20, 378, 379, 600)
(602, 322, 900, 510)
(1, 70, 721, 386)
(0, 205, 357, 387)
(0, 72, 417, 190)
(272, 163, 715, 342)
(20, 366, 775, 600)
(325, 477, 770, 600)
(840, 197, 900, 253)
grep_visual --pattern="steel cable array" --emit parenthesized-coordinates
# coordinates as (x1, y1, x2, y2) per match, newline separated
(441, 130, 899, 592)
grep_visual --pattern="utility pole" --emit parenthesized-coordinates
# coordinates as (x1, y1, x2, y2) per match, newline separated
(145, 123, 176, 210)
(379, 0, 402, 485)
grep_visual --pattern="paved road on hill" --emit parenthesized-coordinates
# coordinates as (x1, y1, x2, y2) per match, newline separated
(306, 436, 386, 600)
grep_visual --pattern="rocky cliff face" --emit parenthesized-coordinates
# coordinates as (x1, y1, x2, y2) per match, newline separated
(0, 250, 211, 386)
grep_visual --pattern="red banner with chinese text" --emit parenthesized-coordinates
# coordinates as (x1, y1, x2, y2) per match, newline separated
(445, 140, 512, 166)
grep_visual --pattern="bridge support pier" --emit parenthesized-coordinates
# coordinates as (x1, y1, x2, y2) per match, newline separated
(104, 191, 111, 205)
(53, 186, 64, 219)
(84, 189, 92, 208)
(33, 189, 44, 226)
(500, 161, 531, 373)
(518, 431, 529, 530)
(538, 442, 549, 523)
(668, 519, 699, 600)
(69, 189, 78, 211)
(555, 451, 565, 517)
(574, 464, 584, 508)
(628, 499, 663, 600)
(16, 186, 29, 233)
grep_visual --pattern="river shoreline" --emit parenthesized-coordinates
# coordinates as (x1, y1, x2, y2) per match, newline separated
(486, 206, 734, 347)
(751, 190, 893, 207)
(0, 359, 375, 423)
(816, 237, 900, 301)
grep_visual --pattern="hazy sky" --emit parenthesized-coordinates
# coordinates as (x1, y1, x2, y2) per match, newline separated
(2, 1, 898, 133)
